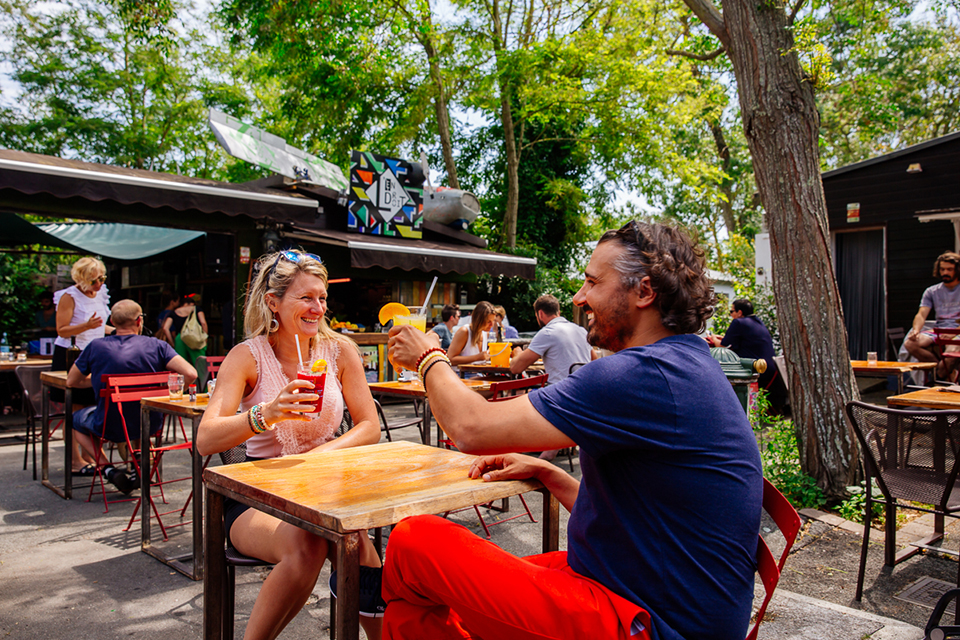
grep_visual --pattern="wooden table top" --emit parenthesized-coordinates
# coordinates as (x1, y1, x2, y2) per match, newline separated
(851, 360, 937, 374)
(458, 362, 544, 375)
(141, 394, 210, 416)
(0, 356, 53, 371)
(368, 378, 492, 398)
(204, 441, 542, 533)
(887, 387, 960, 410)
(39, 370, 69, 388)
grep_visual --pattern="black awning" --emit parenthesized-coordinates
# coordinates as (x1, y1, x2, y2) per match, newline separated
(286, 227, 537, 279)
(0, 149, 319, 225)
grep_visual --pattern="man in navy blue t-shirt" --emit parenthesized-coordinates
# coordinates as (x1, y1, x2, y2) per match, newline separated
(68, 299, 196, 494)
(708, 298, 787, 411)
(385, 221, 763, 640)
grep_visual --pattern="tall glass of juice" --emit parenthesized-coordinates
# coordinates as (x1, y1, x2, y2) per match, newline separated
(392, 314, 426, 375)
(394, 314, 426, 332)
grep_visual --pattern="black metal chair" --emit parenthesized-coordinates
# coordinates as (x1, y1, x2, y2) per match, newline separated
(15, 364, 64, 479)
(846, 400, 960, 601)
(374, 398, 424, 443)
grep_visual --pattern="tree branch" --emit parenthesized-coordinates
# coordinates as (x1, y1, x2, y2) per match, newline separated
(680, 0, 730, 50)
(666, 47, 725, 61)
(788, 0, 806, 26)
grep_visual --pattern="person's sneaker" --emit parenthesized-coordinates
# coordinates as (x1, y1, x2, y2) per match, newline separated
(106, 467, 136, 495)
(329, 566, 386, 618)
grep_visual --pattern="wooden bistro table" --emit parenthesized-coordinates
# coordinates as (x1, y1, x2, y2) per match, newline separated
(887, 386, 960, 411)
(39, 370, 74, 499)
(368, 379, 492, 447)
(457, 362, 545, 379)
(139, 394, 209, 580)
(203, 440, 560, 640)
(0, 354, 52, 372)
(851, 360, 937, 395)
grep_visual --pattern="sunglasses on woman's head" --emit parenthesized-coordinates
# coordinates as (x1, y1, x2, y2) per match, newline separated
(90, 275, 107, 285)
(266, 250, 323, 280)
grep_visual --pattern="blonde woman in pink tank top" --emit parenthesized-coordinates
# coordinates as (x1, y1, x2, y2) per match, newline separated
(197, 250, 383, 640)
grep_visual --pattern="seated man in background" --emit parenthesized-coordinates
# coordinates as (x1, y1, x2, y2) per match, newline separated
(707, 298, 787, 412)
(67, 299, 197, 493)
(387, 221, 762, 640)
(905, 251, 960, 380)
(429, 303, 460, 350)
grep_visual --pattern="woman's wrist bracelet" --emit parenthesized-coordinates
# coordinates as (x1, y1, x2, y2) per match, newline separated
(248, 402, 274, 435)
(417, 351, 446, 378)
(420, 354, 451, 384)
(415, 347, 446, 372)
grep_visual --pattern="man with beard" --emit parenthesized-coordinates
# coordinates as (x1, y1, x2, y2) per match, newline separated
(384, 221, 762, 640)
(905, 251, 960, 379)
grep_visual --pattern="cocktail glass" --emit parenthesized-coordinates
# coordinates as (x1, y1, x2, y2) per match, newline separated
(296, 366, 326, 415)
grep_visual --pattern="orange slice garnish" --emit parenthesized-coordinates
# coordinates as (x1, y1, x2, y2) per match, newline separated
(378, 302, 410, 326)
(311, 358, 328, 373)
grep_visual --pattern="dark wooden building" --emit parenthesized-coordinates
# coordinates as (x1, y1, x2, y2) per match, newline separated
(823, 131, 960, 360)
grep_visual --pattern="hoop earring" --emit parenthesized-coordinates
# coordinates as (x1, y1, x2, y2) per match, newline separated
(269, 317, 280, 333)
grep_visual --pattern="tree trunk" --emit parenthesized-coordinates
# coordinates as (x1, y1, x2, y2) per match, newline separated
(421, 34, 460, 189)
(490, 0, 519, 249)
(685, 0, 860, 499)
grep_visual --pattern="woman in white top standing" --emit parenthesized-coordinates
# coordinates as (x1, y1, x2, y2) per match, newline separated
(54, 256, 113, 474)
(446, 300, 496, 366)
(197, 250, 383, 640)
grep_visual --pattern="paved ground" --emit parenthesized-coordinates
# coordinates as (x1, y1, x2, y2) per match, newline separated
(0, 399, 939, 640)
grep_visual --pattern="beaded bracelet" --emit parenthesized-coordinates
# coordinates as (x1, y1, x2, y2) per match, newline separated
(415, 347, 446, 373)
(417, 351, 447, 379)
(420, 354, 452, 384)
(248, 402, 273, 435)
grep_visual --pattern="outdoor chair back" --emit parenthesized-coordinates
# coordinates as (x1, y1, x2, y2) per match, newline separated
(196, 355, 225, 390)
(374, 398, 424, 443)
(15, 363, 63, 479)
(846, 400, 960, 601)
(488, 373, 548, 401)
(747, 478, 802, 640)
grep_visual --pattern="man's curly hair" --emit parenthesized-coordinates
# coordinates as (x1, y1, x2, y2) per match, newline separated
(598, 221, 717, 334)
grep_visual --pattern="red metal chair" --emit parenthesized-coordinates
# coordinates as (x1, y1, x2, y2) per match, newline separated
(442, 374, 549, 537)
(89, 373, 195, 539)
(747, 478, 802, 640)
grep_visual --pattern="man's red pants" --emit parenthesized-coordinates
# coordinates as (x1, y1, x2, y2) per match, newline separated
(382, 515, 651, 640)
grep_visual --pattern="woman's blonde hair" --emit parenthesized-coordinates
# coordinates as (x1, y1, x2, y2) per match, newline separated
(71, 257, 105, 292)
(469, 301, 495, 350)
(243, 250, 351, 352)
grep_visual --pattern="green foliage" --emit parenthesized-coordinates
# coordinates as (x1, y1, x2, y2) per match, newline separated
(838, 483, 886, 526)
(0, 0, 253, 178)
(751, 390, 826, 509)
(0, 255, 47, 344)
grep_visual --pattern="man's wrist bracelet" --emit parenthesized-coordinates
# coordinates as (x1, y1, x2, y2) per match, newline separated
(420, 354, 451, 384)
(417, 351, 446, 378)
(415, 347, 446, 372)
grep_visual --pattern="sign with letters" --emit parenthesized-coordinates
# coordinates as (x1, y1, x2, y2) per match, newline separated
(348, 151, 424, 238)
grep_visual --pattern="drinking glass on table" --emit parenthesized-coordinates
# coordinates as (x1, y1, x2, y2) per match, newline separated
(168, 373, 184, 401)
(867, 351, 878, 367)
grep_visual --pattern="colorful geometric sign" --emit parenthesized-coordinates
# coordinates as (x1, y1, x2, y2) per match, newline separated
(348, 151, 424, 238)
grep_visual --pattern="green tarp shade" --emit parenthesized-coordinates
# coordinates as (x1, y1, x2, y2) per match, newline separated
(38, 221, 205, 260)
(0, 212, 84, 250)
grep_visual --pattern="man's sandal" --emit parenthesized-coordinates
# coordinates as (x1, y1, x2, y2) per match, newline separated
(72, 464, 97, 477)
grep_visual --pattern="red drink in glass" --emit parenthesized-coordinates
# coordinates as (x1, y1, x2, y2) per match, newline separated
(296, 370, 326, 414)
